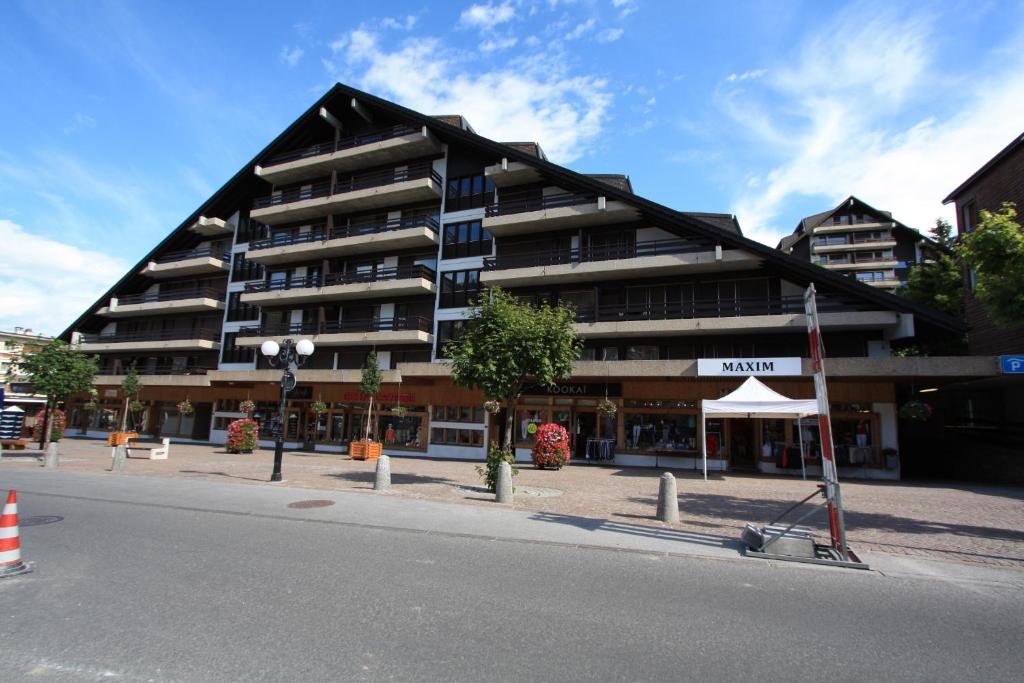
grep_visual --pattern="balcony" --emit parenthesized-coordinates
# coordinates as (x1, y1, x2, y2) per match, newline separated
(820, 258, 900, 271)
(481, 239, 755, 287)
(812, 238, 896, 253)
(240, 265, 436, 306)
(250, 162, 443, 225)
(245, 216, 439, 266)
(482, 192, 639, 236)
(141, 247, 231, 279)
(861, 278, 902, 289)
(255, 125, 442, 185)
(188, 216, 233, 237)
(235, 317, 433, 348)
(96, 287, 225, 317)
(483, 159, 544, 188)
(93, 364, 215, 386)
(812, 221, 895, 235)
(77, 328, 221, 352)
(572, 297, 900, 338)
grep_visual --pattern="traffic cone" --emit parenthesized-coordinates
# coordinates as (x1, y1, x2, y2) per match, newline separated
(0, 490, 31, 577)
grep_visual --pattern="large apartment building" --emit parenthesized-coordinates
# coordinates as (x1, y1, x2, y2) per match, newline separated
(61, 83, 992, 480)
(778, 196, 940, 290)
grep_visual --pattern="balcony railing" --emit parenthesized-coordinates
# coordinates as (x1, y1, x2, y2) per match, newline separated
(100, 364, 214, 376)
(262, 125, 419, 168)
(248, 216, 438, 251)
(815, 254, 895, 266)
(117, 287, 225, 305)
(485, 191, 595, 217)
(237, 316, 433, 338)
(243, 265, 436, 293)
(154, 247, 230, 264)
(482, 239, 709, 270)
(573, 296, 852, 324)
(252, 162, 442, 210)
(79, 329, 221, 344)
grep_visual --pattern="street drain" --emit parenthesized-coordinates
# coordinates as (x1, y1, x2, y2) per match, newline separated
(287, 499, 335, 509)
(20, 516, 64, 526)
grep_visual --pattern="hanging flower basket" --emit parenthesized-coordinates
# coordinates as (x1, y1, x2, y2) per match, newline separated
(310, 400, 328, 415)
(177, 399, 194, 415)
(129, 400, 146, 413)
(390, 406, 408, 418)
(83, 399, 99, 412)
(899, 400, 932, 422)
(483, 400, 501, 414)
(596, 398, 618, 415)
(532, 423, 571, 470)
(239, 399, 256, 415)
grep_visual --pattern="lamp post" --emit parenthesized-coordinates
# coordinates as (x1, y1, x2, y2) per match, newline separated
(260, 338, 315, 482)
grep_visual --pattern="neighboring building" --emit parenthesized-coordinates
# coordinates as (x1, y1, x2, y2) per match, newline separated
(778, 196, 940, 291)
(0, 328, 52, 412)
(61, 83, 992, 480)
(942, 131, 1024, 356)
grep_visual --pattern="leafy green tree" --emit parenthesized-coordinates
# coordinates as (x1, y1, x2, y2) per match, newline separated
(119, 364, 141, 432)
(899, 218, 963, 317)
(359, 349, 382, 441)
(446, 288, 582, 454)
(956, 202, 1024, 327)
(15, 340, 98, 450)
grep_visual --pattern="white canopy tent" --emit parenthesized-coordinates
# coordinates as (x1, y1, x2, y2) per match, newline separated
(700, 376, 819, 480)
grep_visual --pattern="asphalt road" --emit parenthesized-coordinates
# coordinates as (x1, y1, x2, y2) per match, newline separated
(1, 470, 1021, 682)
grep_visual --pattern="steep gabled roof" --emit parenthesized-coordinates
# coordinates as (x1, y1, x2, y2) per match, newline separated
(682, 212, 742, 236)
(943, 131, 1024, 204)
(585, 174, 633, 194)
(777, 195, 941, 252)
(61, 83, 966, 339)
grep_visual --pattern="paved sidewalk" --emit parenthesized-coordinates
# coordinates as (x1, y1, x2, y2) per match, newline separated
(3, 437, 1023, 569)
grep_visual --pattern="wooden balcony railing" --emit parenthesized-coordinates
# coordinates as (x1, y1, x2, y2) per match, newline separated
(262, 125, 419, 167)
(252, 162, 442, 210)
(484, 191, 595, 217)
(248, 216, 438, 251)
(482, 239, 708, 270)
(116, 287, 225, 305)
(237, 316, 433, 338)
(243, 265, 435, 293)
(79, 328, 221, 344)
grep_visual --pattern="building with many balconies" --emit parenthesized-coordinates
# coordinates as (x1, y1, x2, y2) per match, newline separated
(60, 83, 993, 479)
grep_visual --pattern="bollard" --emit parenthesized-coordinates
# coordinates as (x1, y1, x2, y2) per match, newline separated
(43, 443, 59, 469)
(111, 445, 128, 473)
(373, 454, 391, 491)
(495, 460, 513, 504)
(656, 472, 679, 523)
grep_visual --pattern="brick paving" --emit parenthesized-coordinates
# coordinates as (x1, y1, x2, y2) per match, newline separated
(4, 437, 1023, 568)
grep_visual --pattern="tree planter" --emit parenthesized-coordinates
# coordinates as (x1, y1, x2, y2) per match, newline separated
(350, 441, 382, 461)
(107, 431, 138, 446)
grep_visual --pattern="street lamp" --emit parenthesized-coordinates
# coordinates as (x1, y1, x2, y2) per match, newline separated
(260, 338, 315, 481)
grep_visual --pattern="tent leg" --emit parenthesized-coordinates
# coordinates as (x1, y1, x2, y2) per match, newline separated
(798, 419, 807, 481)
(701, 409, 707, 481)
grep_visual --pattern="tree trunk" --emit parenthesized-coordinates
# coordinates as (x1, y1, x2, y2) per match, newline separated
(40, 396, 53, 451)
(504, 398, 515, 454)
(365, 395, 374, 442)
(120, 396, 129, 432)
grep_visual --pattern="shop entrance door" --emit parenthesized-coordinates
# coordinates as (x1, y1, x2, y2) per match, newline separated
(574, 411, 597, 459)
(730, 419, 757, 471)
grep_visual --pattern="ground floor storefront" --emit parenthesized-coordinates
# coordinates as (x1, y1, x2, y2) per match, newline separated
(65, 370, 902, 480)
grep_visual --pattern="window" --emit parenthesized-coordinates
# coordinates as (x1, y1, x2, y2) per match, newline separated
(431, 405, 486, 423)
(221, 332, 255, 364)
(624, 412, 698, 453)
(626, 345, 659, 360)
(444, 173, 494, 212)
(439, 269, 482, 308)
(436, 319, 469, 358)
(442, 220, 492, 259)
(430, 427, 485, 447)
(231, 252, 264, 282)
(225, 292, 259, 322)
(961, 200, 977, 233)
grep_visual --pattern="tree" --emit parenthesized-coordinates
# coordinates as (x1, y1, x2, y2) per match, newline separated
(119, 364, 140, 432)
(359, 349, 382, 442)
(15, 340, 98, 451)
(446, 288, 582, 454)
(898, 218, 963, 317)
(956, 202, 1024, 327)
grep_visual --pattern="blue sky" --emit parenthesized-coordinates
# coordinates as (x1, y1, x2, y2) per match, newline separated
(2, 0, 1024, 335)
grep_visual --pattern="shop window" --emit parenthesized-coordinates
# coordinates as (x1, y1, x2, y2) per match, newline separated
(623, 412, 698, 453)
(430, 427, 485, 447)
(432, 405, 486, 423)
(377, 405, 427, 450)
(442, 220, 492, 259)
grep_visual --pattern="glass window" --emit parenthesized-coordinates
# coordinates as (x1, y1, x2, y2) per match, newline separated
(439, 269, 482, 308)
(378, 413, 425, 450)
(626, 345, 659, 360)
(442, 220, 492, 259)
(624, 412, 698, 452)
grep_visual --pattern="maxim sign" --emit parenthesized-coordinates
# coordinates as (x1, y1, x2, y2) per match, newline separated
(697, 357, 802, 377)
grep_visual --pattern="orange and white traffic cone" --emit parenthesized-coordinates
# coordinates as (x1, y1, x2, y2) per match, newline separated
(0, 490, 31, 577)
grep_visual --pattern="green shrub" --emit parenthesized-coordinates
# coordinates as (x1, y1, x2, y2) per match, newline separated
(477, 441, 518, 492)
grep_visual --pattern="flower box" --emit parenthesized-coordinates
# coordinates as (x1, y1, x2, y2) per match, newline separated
(350, 441, 382, 461)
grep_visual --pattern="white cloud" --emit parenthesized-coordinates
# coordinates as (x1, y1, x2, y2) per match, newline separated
(381, 15, 418, 31)
(725, 68, 766, 83)
(523, 35, 541, 47)
(724, 9, 1024, 246)
(596, 28, 624, 43)
(611, 0, 638, 18)
(63, 112, 96, 135)
(480, 36, 519, 53)
(564, 18, 595, 40)
(335, 30, 612, 162)
(279, 45, 304, 67)
(0, 219, 128, 336)
(459, 2, 516, 30)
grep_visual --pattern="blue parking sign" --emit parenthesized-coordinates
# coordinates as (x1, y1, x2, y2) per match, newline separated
(1000, 356, 1024, 374)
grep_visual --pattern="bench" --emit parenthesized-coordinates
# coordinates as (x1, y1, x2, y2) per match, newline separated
(126, 437, 170, 460)
(0, 439, 29, 450)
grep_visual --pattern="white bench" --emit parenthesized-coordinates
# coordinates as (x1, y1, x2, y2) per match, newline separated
(127, 437, 170, 460)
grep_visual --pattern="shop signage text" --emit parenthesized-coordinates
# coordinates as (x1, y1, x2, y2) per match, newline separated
(343, 391, 415, 403)
(697, 357, 801, 377)
(522, 383, 622, 397)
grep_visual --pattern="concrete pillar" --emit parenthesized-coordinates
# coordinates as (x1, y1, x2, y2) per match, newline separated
(374, 454, 391, 491)
(495, 461, 513, 504)
(43, 443, 59, 469)
(657, 472, 679, 523)
(111, 446, 127, 474)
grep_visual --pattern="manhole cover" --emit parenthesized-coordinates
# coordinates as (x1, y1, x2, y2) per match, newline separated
(20, 515, 64, 526)
(287, 499, 335, 509)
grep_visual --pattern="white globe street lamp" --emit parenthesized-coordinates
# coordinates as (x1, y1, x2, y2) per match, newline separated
(260, 337, 315, 481)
